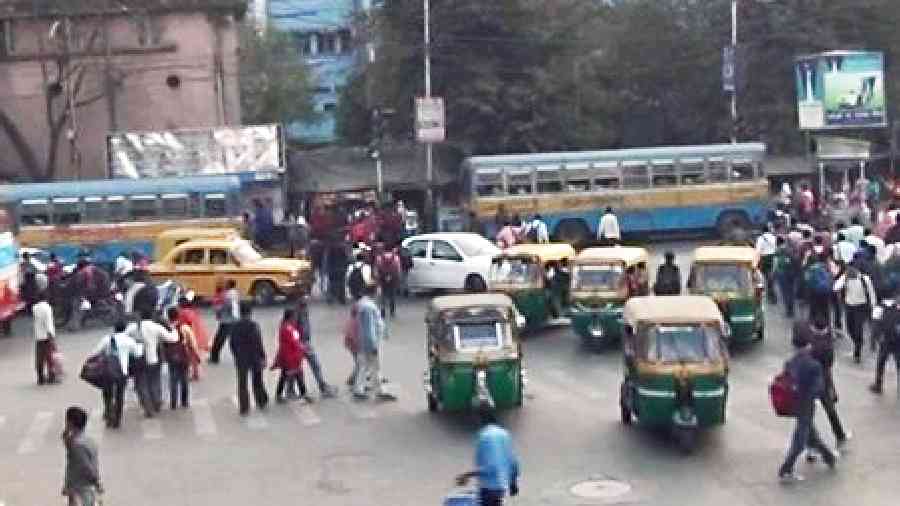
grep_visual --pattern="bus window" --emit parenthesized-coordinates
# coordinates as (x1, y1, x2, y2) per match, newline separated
(651, 161, 677, 187)
(565, 163, 590, 192)
(129, 195, 158, 220)
(475, 170, 504, 196)
(507, 170, 533, 195)
(708, 159, 728, 182)
(622, 162, 649, 188)
(52, 197, 81, 225)
(83, 197, 105, 223)
(204, 194, 227, 217)
(107, 196, 127, 222)
(161, 193, 188, 217)
(731, 159, 754, 181)
(593, 162, 621, 189)
(536, 166, 562, 193)
(20, 199, 50, 226)
(679, 159, 705, 185)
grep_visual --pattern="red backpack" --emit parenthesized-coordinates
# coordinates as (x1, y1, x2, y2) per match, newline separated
(769, 370, 797, 417)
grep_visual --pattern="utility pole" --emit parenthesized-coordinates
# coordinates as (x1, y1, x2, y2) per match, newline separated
(730, 0, 738, 144)
(423, 0, 434, 231)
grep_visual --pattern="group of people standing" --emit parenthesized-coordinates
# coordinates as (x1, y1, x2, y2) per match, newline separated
(486, 206, 621, 248)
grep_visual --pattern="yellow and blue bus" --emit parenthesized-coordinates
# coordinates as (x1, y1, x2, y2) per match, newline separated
(0, 175, 243, 266)
(463, 143, 769, 243)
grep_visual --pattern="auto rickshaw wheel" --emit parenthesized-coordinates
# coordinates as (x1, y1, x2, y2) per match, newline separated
(674, 427, 697, 454)
(620, 403, 632, 425)
(427, 393, 438, 412)
(754, 325, 765, 342)
(464, 274, 487, 293)
(252, 281, 277, 306)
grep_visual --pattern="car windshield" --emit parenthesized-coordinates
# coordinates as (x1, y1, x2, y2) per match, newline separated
(645, 324, 722, 363)
(490, 258, 540, 284)
(454, 322, 504, 351)
(232, 240, 263, 264)
(454, 235, 500, 257)
(693, 264, 752, 293)
(573, 264, 624, 290)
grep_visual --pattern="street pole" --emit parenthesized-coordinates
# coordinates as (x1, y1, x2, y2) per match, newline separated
(730, 0, 738, 144)
(376, 156, 384, 199)
(424, 0, 434, 231)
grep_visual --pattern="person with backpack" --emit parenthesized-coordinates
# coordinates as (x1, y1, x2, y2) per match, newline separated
(165, 307, 195, 410)
(654, 251, 682, 296)
(834, 264, 877, 363)
(794, 316, 851, 449)
(803, 252, 835, 326)
(375, 245, 402, 318)
(773, 237, 800, 318)
(347, 252, 373, 302)
(870, 288, 900, 394)
(778, 331, 838, 482)
(134, 311, 179, 417)
(90, 321, 142, 428)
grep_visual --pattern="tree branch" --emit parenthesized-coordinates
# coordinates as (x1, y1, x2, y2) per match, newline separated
(0, 109, 42, 180)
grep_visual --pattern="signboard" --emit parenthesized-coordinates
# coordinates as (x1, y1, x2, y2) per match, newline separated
(107, 124, 284, 179)
(415, 97, 445, 143)
(722, 45, 736, 92)
(795, 51, 887, 130)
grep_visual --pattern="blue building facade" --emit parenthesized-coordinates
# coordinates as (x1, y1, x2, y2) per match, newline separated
(268, 0, 364, 144)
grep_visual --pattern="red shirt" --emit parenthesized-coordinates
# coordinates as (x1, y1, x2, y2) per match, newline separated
(274, 321, 306, 371)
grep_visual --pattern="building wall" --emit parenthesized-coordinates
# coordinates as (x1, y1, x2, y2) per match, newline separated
(268, 0, 361, 144)
(0, 10, 242, 181)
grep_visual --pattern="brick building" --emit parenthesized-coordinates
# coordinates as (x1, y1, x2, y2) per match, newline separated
(0, 0, 246, 181)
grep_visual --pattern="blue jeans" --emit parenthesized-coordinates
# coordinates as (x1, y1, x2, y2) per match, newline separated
(776, 273, 796, 317)
(66, 486, 96, 506)
(779, 400, 834, 475)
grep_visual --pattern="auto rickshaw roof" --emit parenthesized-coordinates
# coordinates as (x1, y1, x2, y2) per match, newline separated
(498, 243, 576, 263)
(573, 246, 649, 266)
(623, 296, 724, 325)
(428, 293, 517, 313)
(692, 246, 758, 265)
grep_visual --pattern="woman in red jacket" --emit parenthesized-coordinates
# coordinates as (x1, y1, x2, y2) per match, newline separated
(272, 309, 308, 403)
(177, 294, 210, 381)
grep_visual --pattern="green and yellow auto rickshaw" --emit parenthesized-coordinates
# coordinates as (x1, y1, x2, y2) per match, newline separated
(619, 296, 730, 452)
(489, 243, 576, 329)
(424, 293, 526, 412)
(567, 246, 649, 349)
(687, 246, 765, 344)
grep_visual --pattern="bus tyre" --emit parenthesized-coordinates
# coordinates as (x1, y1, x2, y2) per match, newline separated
(554, 220, 591, 247)
(716, 212, 751, 241)
(464, 275, 487, 293)
(252, 281, 277, 306)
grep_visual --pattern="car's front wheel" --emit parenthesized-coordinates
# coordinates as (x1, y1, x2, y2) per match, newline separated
(252, 281, 277, 306)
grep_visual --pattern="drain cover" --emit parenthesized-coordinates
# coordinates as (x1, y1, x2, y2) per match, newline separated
(569, 479, 632, 499)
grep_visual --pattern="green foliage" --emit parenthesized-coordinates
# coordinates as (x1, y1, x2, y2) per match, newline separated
(239, 25, 318, 126)
(342, 0, 900, 155)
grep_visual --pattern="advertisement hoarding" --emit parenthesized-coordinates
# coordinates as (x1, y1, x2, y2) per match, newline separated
(107, 124, 284, 179)
(415, 97, 446, 143)
(795, 51, 886, 130)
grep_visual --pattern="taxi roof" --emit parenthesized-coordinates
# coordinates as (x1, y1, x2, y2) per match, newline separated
(168, 238, 247, 250)
(158, 227, 238, 239)
(574, 246, 649, 265)
(623, 296, 723, 324)
(429, 293, 516, 312)
(499, 243, 576, 262)
(692, 246, 758, 265)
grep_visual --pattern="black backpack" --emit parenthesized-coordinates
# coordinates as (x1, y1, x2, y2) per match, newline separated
(348, 264, 366, 296)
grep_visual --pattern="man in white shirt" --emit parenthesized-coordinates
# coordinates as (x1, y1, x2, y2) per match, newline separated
(834, 267, 877, 363)
(597, 207, 621, 245)
(91, 321, 143, 428)
(756, 227, 778, 303)
(132, 312, 178, 417)
(833, 233, 857, 265)
(524, 215, 550, 244)
(845, 217, 866, 247)
(32, 293, 56, 385)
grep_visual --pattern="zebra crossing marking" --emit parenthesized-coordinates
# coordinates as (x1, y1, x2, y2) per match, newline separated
(230, 396, 270, 430)
(291, 402, 322, 427)
(17, 411, 53, 455)
(191, 398, 218, 437)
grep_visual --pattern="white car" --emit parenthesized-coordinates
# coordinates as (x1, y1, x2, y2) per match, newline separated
(402, 233, 500, 292)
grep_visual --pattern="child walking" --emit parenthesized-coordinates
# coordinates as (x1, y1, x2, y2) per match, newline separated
(272, 309, 309, 403)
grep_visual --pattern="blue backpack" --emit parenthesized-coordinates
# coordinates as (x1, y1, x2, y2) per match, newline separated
(805, 262, 833, 295)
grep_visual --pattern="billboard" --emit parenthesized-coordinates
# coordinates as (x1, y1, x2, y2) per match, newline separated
(415, 97, 446, 143)
(795, 51, 886, 130)
(107, 124, 284, 179)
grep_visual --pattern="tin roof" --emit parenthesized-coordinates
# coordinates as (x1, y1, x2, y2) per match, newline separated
(428, 293, 515, 312)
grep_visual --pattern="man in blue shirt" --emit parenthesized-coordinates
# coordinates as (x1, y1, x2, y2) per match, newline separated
(457, 407, 520, 505)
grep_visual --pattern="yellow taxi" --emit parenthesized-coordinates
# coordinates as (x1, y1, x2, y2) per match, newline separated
(154, 227, 240, 261)
(148, 237, 312, 304)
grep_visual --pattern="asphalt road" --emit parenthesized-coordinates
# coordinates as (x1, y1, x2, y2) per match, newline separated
(1, 241, 899, 506)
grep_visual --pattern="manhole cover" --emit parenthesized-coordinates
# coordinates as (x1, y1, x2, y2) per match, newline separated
(569, 479, 632, 499)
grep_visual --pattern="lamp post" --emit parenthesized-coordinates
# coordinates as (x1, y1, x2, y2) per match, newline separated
(730, 0, 738, 144)
(423, 0, 434, 231)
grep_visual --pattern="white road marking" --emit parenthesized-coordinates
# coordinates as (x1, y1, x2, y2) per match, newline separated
(191, 398, 218, 437)
(141, 418, 163, 440)
(17, 411, 53, 455)
(291, 402, 322, 427)
(231, 396, 270, 430)
(86, 407, 105, 443)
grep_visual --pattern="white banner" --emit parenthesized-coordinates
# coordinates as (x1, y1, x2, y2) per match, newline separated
(415, 97, 445, 143)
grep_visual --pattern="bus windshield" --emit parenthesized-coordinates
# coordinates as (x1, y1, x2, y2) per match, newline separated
(572, 264, 624, 291)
